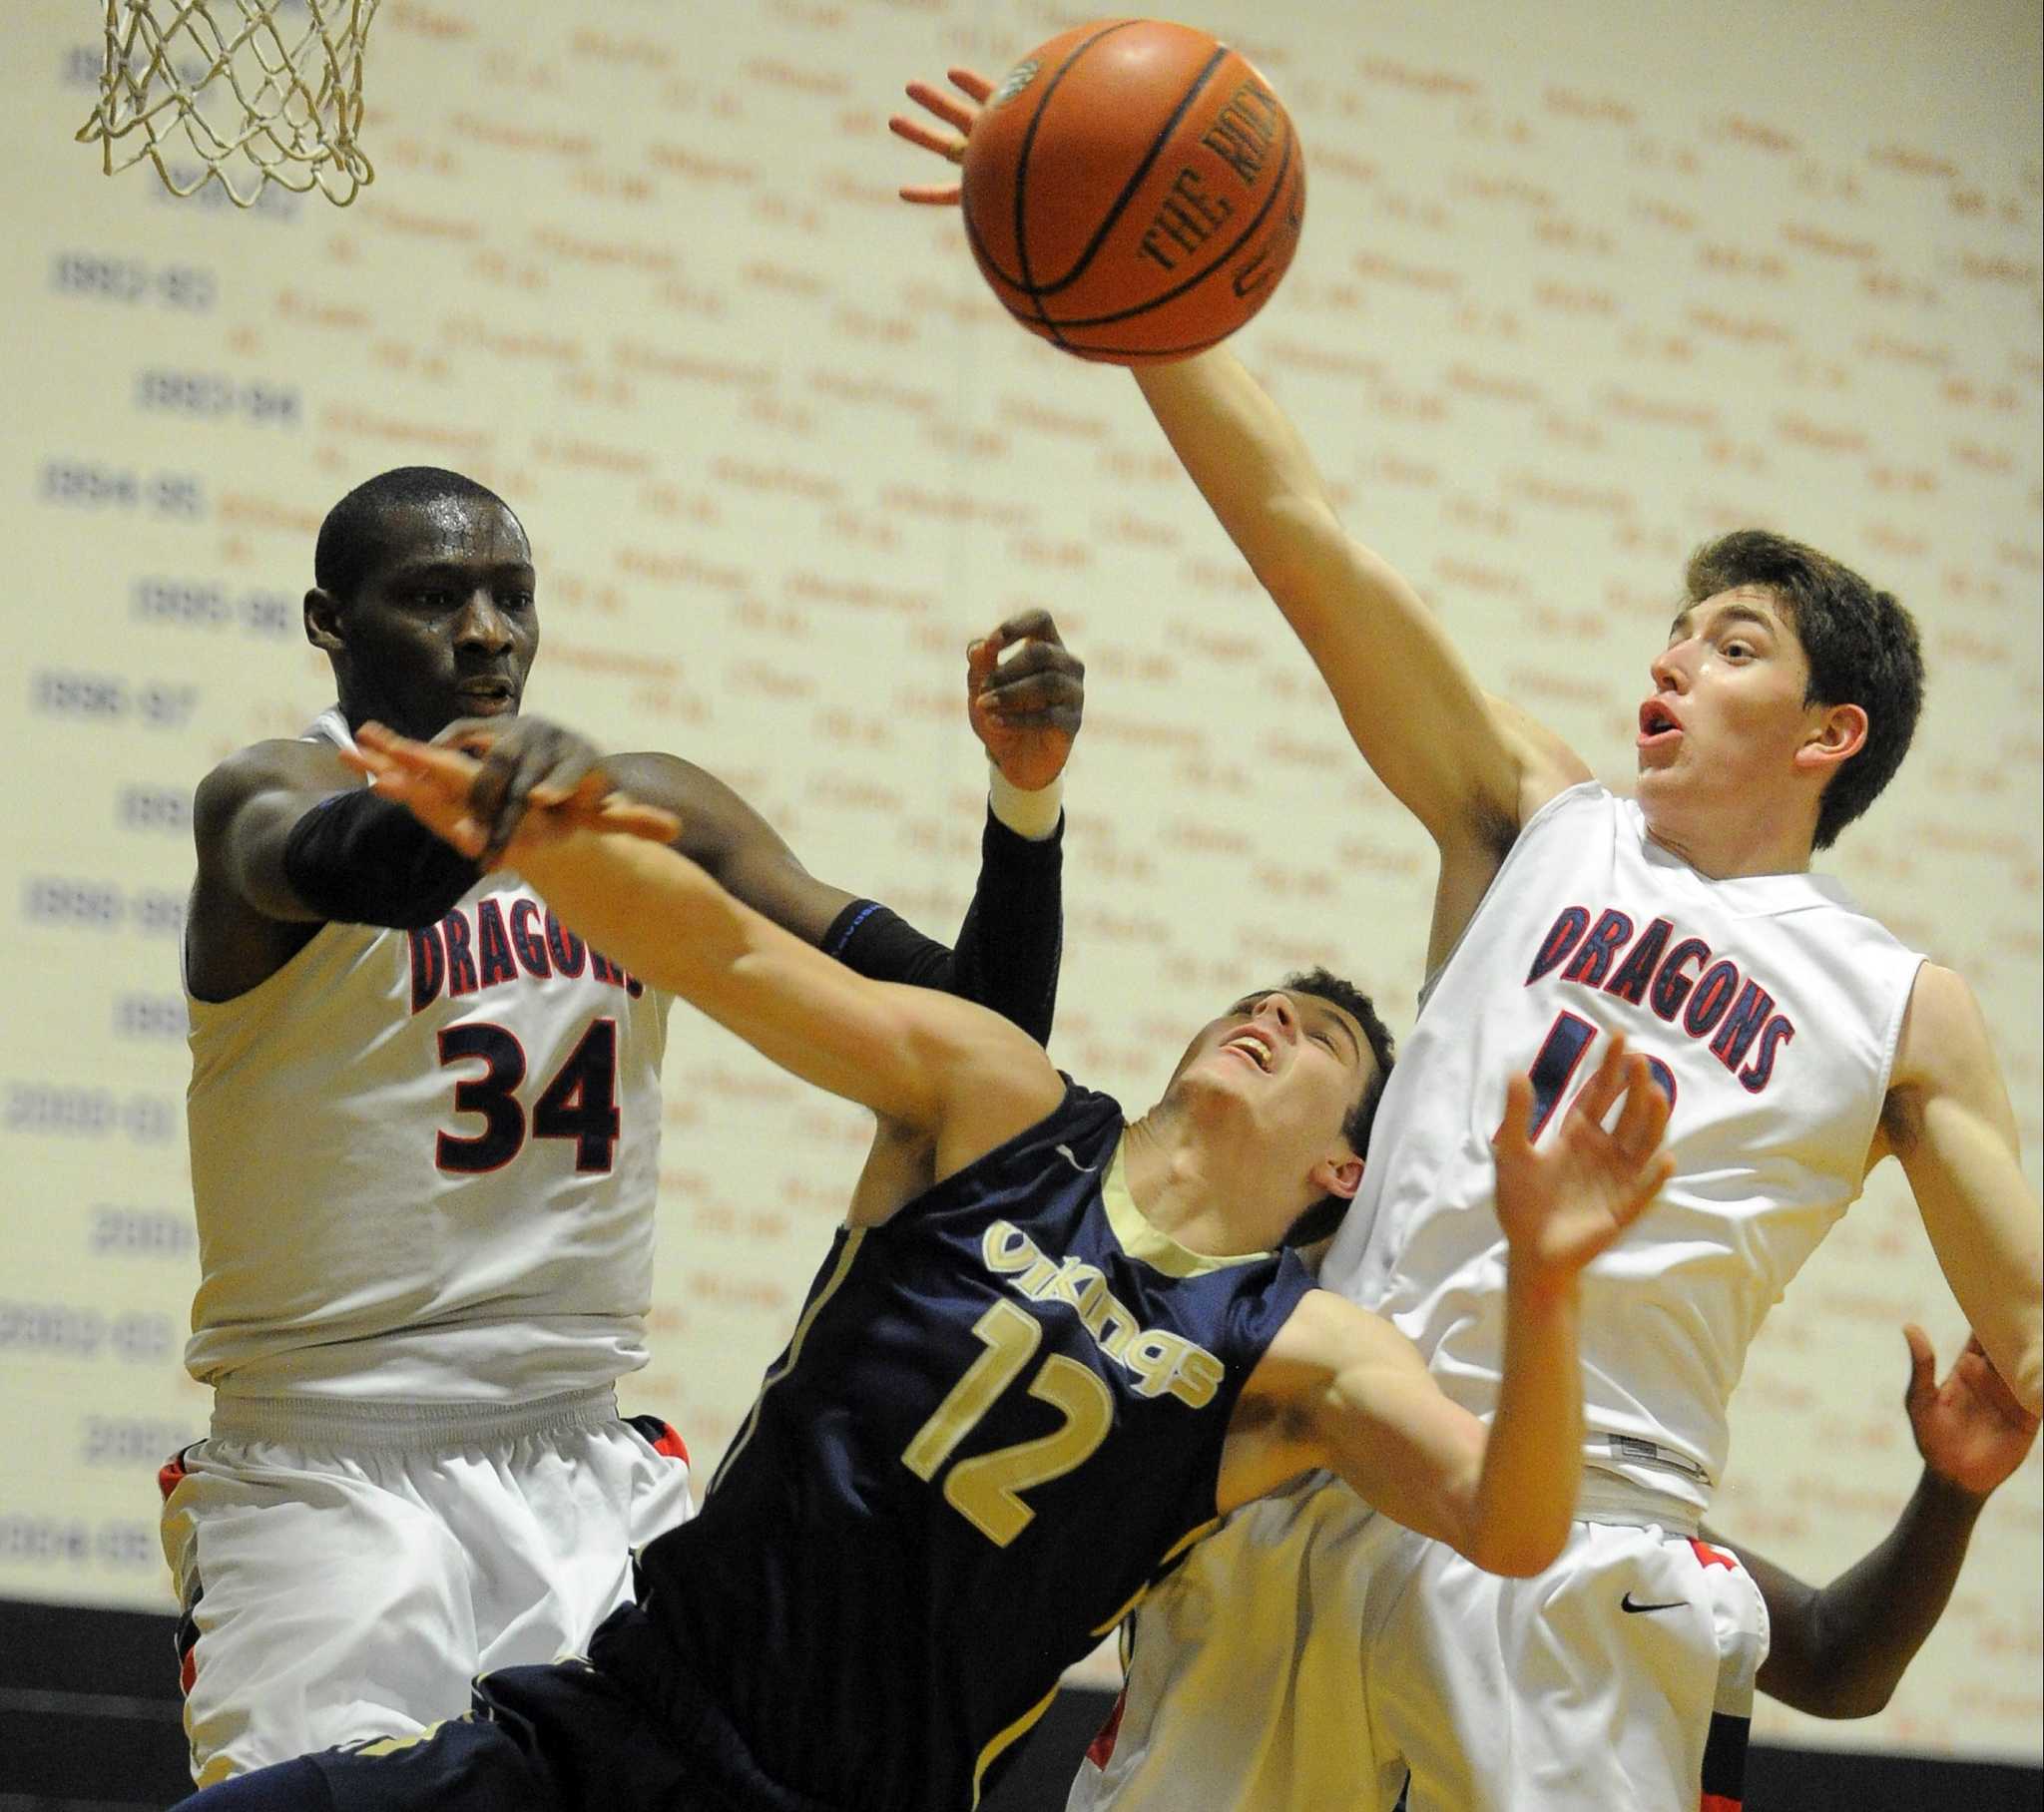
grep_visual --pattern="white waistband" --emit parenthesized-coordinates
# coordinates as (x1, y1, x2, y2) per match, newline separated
(1574, 1461, 1703, 1537)
(209, 1384, 621, 1451)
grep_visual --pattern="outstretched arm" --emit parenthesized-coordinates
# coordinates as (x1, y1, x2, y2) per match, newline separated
(186, 737, 486, 1001)
(810, 610, 1080, 1042)
(442, 611, 1082, 1044)
(1228, 1039, 1673, 1575)
(347, 726, 1065, 1180)
(893, 70, 1585, 871)
(1128, 350, 1577, 856)
(1880, 964, 2044, 1416)
(1716, 1326, 2040, 1717)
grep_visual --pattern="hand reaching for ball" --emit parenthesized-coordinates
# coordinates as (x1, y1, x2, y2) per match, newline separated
(890, 67, 991, 206)
(888, 26, 1307, 364)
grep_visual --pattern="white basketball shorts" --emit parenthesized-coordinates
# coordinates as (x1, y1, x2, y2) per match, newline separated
(1071, 1483, 1768, 1812)
(158, 1387, 694, 1787)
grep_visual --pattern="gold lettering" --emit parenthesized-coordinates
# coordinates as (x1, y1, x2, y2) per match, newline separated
(1124, 1328, 1187, 1397)
(982, 1222, 1037, 1272)
(1042, 1256, 1104, 1311)
(1166, 1346, 1226, 1410)
(1076, 1274, 1138, 1362)
(982, 1226, 1220, 1396)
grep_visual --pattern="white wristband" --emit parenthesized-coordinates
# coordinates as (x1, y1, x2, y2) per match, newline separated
(988, 763, 1064, 841)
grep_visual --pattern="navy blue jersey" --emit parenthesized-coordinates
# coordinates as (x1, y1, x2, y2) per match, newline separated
(632, 1083, 1316, 1810)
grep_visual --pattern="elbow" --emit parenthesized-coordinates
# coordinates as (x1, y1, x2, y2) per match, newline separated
(1836, 1683, 1897, 1720)
(1789, 1676, 1895, 1721)
(2014, 1347, 2042, 1422)
(1247, 501, 1347, 601)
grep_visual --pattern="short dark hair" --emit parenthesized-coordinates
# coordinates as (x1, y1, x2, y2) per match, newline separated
(1280, 965, 1396, 1248)
(1684, 530, 1924, 850)
(314, 467, 519, 603)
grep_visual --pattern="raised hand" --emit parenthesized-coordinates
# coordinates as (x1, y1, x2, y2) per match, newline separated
(344, 723, 681, 865)
(1902, 1324, 2041, 1501)
(967, 609, 1085, 793)
(431, 713, 614, 863)
(889, 66, 993, 204)
(1491, 1035, 1673, 1285)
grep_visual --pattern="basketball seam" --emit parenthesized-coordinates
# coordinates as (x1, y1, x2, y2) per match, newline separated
(1021, 44, 1235, 300)
(1060, 324, 1243, 363)
(1040, 124, 1299, 331)
(956, 16, 1136, 299)
(1010, 20, 1150, 348)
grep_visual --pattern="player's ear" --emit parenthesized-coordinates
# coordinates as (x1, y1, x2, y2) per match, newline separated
(1310, 1152, 1363, 1201)
(1796, 699, 1866, 777)
(305, 588, 344, 655)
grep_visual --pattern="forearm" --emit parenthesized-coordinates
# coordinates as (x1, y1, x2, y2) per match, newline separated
(277, 786, 480, 928)
(516, 827, 937, 1123)
(943, 788, 1064, 1043)
(1465, 1270, 1584, 1576)
(828, 791, 1065, 1045)
(1133, 350, 1337, 592)
(1134, 356, 1518, 839)
(1748, 1472, 1987, 1717)
(1924, 1203, 2042, 1421)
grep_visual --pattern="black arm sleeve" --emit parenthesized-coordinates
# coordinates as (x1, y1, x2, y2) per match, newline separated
(281, 787, 482, 930)
(822, 808, 1064, 1044)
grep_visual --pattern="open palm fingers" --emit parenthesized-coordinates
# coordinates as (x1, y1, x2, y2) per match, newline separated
(350, 725, 490, 855)
(1611, 1055, 1673, 1164)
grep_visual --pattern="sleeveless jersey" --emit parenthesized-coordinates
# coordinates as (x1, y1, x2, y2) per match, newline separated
(1324, 781, 1922, 1515)
(630, 1084, 1315, 1811)
(183, 708, 673, 1402)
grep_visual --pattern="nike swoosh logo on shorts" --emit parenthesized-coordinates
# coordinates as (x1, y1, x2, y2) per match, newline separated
(1056, 1144, 1098, 1173)
(1620, 1591, 1686, 1614)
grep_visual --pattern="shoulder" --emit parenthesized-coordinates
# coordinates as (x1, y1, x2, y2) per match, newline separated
(603, 750, 785, 862)
(603, 749, 732, 813)
(192, 738, 354, 840)
(1486, 694, 1596, 833)
(1265, 1285, 1410, 1372)
(1890, 963, 1993, 1095)
(914, 996, 1067, 1181)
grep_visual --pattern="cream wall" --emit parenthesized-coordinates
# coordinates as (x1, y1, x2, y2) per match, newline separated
(2, 0, 2037, 1765)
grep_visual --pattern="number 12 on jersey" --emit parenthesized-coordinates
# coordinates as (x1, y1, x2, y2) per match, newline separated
(903, 1299, 1113, 1548)
(1526, 1011, 1677, 1139)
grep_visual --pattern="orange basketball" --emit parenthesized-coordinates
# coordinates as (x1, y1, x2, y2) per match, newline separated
(960, 18, 1305, 364)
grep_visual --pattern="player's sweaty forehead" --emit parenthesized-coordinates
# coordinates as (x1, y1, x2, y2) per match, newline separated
(359, 496, 530, 586)
(1666, 589, 1788, 646)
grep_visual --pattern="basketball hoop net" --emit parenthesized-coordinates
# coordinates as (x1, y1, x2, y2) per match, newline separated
(76, 0, 384, 208)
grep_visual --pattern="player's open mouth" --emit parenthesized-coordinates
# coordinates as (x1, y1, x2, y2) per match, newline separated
(456, 680, 515, 714)
(1221, 1030, 1276, 1073)
(1636, 698, 1681, 752)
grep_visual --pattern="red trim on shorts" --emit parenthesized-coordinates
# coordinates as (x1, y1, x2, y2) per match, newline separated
(1701, 1794, 1741, 1811)
(180, 1646, 197, 1696)
(1690, 1538, 1738, 1572)
(1086, 1689, 1127, 1768)
(624, 1413, 692, 1466)
(649, 1421, 689, 1465)
(158, 1448, 192, 1503)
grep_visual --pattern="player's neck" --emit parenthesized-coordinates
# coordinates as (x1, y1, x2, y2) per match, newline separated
(1120, 1110, 1294, 1257)
(1641, 794, 1816, 880)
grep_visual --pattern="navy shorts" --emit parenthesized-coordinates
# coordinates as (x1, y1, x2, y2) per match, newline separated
(170, 1610, 823, 1812)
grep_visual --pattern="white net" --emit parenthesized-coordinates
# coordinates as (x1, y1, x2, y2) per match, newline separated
(76, 0, 385, 208)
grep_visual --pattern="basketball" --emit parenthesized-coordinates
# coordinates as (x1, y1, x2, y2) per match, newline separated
(959, 19, 1306, 365)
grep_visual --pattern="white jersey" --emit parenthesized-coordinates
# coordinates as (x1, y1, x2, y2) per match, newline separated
(184, 708, 674, 1403)
(1325, 781, 1921, 1514)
